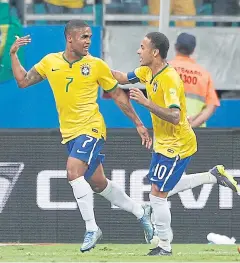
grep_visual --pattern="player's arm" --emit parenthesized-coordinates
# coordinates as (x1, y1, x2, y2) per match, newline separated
(190, 76, 219, 128)
(111, 67, 147, 85)
(99, 61, 152, 148)
(109, 87, 152, 149)
(111, 70, 130, 84)
(190, 105, 216, 128)
(129, 87, 180, 125)
(10, 35, 44, 88)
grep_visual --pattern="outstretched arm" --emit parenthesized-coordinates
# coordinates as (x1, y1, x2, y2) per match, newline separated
(111, 70, 130, 85)
(10, 35, 43, 88)
(109, 87, 152, 149)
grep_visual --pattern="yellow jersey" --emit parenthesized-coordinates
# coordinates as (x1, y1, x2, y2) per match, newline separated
(132, 65, 197, 159)
(34, 52, 118, 144)
(44, 0, 84, 8)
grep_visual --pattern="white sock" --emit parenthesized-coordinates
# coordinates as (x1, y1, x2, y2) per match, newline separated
(69, 177, 98, 232)
(150, 194, 172, 252)
(98, 179, 144, 219)
(168, 172, 217, 197)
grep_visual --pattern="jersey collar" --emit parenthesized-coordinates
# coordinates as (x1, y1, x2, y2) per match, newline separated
(62, 52, 83, 68)
(150, 64, 169, 84)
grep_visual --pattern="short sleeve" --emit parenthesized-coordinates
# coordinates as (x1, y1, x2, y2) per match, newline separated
(98, 60, 118, 92)
(206, 76, 220, 106)
(162, 76, 181, 109)
(34, 55, 48, 79)
(127, 66, 149, 84)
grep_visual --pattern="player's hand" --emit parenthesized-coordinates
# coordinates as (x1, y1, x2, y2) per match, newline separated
(136, 124, 152, 149)
(10, 35, 31, 55)
(129, 87, 149, 106)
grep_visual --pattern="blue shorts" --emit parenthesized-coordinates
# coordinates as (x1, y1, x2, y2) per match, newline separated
(147, 152, 192, 192)
(66, 134, 105, 180)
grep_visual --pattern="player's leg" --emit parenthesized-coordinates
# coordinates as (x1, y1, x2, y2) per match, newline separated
(67, 134, 103, 252)
(147, 153, 191, 256)
(88, 164, 154, 243)
(168, 165, 239, 197)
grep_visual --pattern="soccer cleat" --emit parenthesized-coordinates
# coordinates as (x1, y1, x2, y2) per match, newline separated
(210, 165, 240, 193)
(138, 204, 154, 244)
(80, 228, 102, 253)
(147, 246, 172, 256)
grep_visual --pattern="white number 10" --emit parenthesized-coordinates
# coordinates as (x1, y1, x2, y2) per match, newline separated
(154, 164, 167, 180)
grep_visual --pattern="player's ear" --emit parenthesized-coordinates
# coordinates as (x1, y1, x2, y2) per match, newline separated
(67, 34, 72, 43)
(153, 49, 159, 57)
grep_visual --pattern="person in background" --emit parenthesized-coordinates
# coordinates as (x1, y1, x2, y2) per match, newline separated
(169, 32, 220, 127)
(148, 0, 196, 27)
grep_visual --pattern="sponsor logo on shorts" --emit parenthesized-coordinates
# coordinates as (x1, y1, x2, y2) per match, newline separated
(92, 128, 98, 133)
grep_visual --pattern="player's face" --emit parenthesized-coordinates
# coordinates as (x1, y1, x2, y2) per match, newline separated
(69, 27, 92, 57)
(137, 37, 154, 66)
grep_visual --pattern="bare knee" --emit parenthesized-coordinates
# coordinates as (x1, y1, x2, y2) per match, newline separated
(88, 164, 108, 193)
(67, 157, 88, 181)
(89, 180, 107, 193)
(151, 183, 168, 198)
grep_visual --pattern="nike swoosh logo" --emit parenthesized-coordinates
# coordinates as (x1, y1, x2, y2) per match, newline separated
(52, 68, 60, 72)
(77, 150, 87, 154)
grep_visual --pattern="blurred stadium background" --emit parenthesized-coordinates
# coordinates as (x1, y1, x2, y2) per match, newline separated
(0, 0, 240, 248)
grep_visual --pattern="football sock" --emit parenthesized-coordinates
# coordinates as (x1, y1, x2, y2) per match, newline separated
(168, 172, 217, 197)
(98, 179, 144, 219)
(69, 177, 98, 231)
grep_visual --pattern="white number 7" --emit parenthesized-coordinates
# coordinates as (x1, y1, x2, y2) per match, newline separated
(82, 135, 93, 148)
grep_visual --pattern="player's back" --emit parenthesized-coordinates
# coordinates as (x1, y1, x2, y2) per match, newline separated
(34, 52, 118, 143)
(169, 55, 211, 101)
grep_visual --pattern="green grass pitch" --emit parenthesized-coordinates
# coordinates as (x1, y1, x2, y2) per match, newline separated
(0, 244, 239, 262)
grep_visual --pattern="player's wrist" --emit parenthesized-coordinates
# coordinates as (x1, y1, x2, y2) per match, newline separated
(143, 98, 150, 108)
(135, 121, 144, 128)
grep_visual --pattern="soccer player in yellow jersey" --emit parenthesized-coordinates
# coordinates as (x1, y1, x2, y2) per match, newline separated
(10, 20, 154, 252)
(112, 32, 239, 256)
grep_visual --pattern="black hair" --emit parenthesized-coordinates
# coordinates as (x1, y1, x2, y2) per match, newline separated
(175, 43, 193, 55)
(64, 20, 89, 39)
(145, 32, 169, 59)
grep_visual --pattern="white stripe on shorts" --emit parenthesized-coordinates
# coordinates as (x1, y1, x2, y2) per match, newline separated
(160, 155, 179, 192)
(87, 139, 99, 165)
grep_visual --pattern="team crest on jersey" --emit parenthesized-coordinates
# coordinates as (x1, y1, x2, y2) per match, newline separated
(153, 81, 158, 92)
(81, 64, 91, 76)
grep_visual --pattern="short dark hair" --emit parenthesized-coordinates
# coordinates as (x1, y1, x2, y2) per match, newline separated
(64, 20, 89, 39)
(145, 32, 169, 59)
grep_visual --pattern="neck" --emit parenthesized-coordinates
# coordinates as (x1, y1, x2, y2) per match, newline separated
(176, 51, 190, 58)
(149, 59, 167, 76)
(64, 48, 83, 63)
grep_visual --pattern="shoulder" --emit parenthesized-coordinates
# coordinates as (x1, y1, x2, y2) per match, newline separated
(164, 66, 181, 81)
(195, 63, 212, 79)
(135, 66, 151, 76)
(92, 57, 111, 71)
(40, 52, 62, 62)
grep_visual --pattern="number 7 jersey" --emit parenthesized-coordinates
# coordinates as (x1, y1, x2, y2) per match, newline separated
(34, 52, 118, 143)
